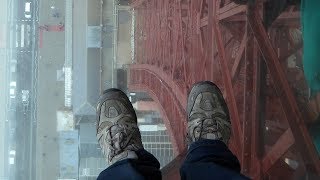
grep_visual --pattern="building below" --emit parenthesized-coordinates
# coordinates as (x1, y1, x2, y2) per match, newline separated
(140, 125, 174, 168)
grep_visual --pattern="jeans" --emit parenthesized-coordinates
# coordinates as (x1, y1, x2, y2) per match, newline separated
(97, 140, 250, 180)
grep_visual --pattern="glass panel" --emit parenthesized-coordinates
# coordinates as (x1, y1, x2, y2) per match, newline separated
(2, 0, 320, 179)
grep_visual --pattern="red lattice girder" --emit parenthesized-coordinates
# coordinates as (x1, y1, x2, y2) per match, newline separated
(130, 0, 320, 178)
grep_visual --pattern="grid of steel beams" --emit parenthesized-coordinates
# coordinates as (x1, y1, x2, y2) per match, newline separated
(129, 0, 320, 178)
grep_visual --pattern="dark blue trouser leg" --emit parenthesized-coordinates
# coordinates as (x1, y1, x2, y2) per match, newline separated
(180, 139, 250, 180)
(98, 140, 249, 180)
(97, 149, 161, 180)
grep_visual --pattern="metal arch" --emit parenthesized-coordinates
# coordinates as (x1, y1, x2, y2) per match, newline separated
(129, 83, 184, 155)
(130, 64, 187, 108)
(129, 66, 187, 154)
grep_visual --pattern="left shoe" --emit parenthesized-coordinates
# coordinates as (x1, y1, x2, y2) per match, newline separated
(96, 88, 143, 166)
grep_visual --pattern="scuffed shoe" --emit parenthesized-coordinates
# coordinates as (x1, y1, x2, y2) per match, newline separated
(96, 88, 143, 166)
(187, 81, 231, 145)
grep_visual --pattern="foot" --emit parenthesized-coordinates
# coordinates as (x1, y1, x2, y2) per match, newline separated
(187, 81, 231, 145)
(96, 88, 143, 166)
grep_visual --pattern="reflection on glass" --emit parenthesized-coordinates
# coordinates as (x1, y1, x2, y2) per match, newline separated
(2, 0, 320, 179)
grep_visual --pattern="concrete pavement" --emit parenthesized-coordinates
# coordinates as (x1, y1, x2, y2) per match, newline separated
(36, 0, 65, 179)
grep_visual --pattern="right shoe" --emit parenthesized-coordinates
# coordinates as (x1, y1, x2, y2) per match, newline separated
(186, 81, 231, 145)
(96, 88, 143, 166)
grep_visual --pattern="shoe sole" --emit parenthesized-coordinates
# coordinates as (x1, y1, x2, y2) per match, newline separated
(187, 81, 230, 120)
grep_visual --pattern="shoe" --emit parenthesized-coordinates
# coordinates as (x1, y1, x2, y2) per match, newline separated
(187, 81, 231, 145)
(96, 88, 143, 166)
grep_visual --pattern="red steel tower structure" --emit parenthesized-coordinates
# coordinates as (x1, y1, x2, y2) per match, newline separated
(129, 0, 320, 179)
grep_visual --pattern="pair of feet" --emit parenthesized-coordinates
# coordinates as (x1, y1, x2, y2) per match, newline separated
(96, 81, 232, 166)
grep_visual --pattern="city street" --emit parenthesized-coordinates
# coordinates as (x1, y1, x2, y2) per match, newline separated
(2, 0, 130, 179)
(3, 0, 39, 179)
(0, 0, 9, 177)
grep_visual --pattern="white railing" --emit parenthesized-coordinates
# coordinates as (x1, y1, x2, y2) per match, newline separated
(65, 0, 73, 108)
(112, 0, 118, 87)
(131, 9, 136, 64)
(64, 67, 72, 108)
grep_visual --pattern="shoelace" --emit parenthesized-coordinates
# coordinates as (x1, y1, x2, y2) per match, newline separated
(106, 124, 130, 161)
(189, 113, 230, 141)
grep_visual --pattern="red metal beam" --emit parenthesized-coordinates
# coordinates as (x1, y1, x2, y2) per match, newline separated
(265, 120, 287, 132)
(213, 0, 243, 150)
(218, 5, 247, 20)
(247, 4, 320, 174)
(222, 15, 246, 22)
(131, 0, 147, 8)
(189, 0, 205, 84)
(219, 2, 240, 14)
(129, 67, 187, 154)
(241, 29, 254, 174)
(268, 11, 300, 28)
(231, 31, 247, 80)
(205, 0, 215, 81)
(251, 42, 263, 180)
(241, 22, 261, 175)
(262, 129, 294, 173)
(131, 64, 187, 111)
(276, 12, 300, 22)
(232, 11, 298, 21)
(178, 0, 188, 83)
(171, 0, 180, 80)
(200, 3, 246, 27)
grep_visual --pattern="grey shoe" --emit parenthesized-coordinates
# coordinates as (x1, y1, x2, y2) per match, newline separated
(96, 89, 143, 166)
(187, 81, 231, 145)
